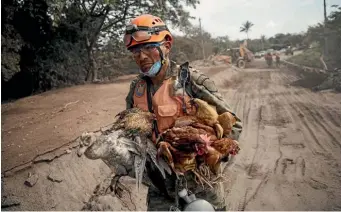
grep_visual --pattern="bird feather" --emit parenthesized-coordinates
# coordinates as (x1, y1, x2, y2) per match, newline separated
(146, 139, 172, 177)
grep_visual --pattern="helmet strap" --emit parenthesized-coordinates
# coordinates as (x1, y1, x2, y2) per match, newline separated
(154, 46, 167, 77)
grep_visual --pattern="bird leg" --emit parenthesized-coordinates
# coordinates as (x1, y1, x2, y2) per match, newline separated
(157, 142, 176, 173)
(192, 170, 214, 189)
(193, 171, 205, 189)
(106, 175, 130, 198)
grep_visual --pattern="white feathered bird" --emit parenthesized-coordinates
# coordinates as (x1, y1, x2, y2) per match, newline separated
(81, 108, 171, 194)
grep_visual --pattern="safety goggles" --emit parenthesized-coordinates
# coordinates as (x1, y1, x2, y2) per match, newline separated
(129, 43, 163, 58)
(124, 24, 169, 47)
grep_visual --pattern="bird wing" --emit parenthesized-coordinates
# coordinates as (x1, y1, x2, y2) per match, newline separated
(134, 153, 147, 192)
(118, 136, 141, 156)
(133, 135, 148, 192)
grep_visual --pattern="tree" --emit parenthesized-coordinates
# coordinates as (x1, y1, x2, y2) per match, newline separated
(240, 21, 254, 39)
(1, 0, 200, 100)
(57, 0, 200, 82)
(260, 35, 266, 50)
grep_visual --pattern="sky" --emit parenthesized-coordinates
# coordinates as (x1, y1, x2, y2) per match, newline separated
(171, 0, 340, 40)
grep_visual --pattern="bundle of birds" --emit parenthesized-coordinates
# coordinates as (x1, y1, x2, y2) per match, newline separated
(155, 98, 240, 187)
(82, 108, 171, 195)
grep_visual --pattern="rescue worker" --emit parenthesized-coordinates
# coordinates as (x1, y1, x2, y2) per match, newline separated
(265, 52, 273, 68)
(275, 51, 281, 68)
(124, 14, 243, 211)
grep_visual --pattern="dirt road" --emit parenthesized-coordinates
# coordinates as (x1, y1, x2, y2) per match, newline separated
(2, 64, 341, 210)
(213, 67, 341, 211)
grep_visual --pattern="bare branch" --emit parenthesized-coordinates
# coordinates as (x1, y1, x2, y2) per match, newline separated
(101, 0, 132, 32)
(89, 0, 98, 14)
(88, 5, 111, 50)
(81, 0, 89, 15)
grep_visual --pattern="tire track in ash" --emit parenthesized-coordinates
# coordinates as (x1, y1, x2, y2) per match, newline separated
(320, 106, 341, 128)
(245, 71, 318, 210)
(277, 71, 341, 129)
(272, 86, 336, 156)
(230, 70, 282, 210)
(269, 95, 307, 178)
(289, 102, 327, 152)
(234, 69, 341, 210)
(265, 72, 307, 180)
(240, 71, 266, 176)
(237, 69, 305, 210)
(282, 86, 341, 167)
(296, 102, 341, 149)
(272, 79, 317, 154)
(268, 75, 327, 154)
(287, 90, 341, 152)
(276, 71, 341, 141)
(223, 70, 265, 211)
(271, 78, 341, 210)
(296, 90, 341, 134)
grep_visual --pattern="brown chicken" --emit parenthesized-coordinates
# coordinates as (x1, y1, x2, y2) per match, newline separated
(112, 107, 155, 137)
(156, 123, 213, 174)
(191, 98, 237, 138)
(217, 111, 237, 136)
(154, 99, 240, 187)
(190, 98, 223, 138)
(204, 138, 240, 174)
(157, 141, 197, 174)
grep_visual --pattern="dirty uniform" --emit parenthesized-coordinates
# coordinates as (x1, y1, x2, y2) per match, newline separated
(125, 61, 243, 211)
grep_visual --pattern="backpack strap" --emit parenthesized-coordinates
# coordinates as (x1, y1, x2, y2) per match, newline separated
(178, 62, 194, 114)
(142, 76, 160, 139)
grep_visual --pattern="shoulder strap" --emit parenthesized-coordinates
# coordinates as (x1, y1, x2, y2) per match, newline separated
(178, 62, 195, 114)
(179, 62, 191, 85)
(142, 76, 160, 139)
(179, 62, 194, 97)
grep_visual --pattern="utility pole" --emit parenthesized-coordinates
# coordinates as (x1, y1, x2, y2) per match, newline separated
(324, 0, 327, 22)
(199, 17, 206, 60)
(323, 0, 328, 57)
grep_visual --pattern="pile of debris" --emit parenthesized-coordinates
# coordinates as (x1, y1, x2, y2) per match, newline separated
(313, 68, 341, 92)
(191, 55, 231, 67)
(282, 60, 341, 92)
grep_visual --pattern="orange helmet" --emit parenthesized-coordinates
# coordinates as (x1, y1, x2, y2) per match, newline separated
(124, 14, 173, 49)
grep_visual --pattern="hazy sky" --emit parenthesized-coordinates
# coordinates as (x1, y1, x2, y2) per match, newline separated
(172, 0, 340, 40)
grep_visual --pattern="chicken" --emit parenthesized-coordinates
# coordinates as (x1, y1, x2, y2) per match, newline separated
(157, 141, 197, 174)
(112, 107, 155, 137)
(204, 138, 240, 174)
(158, 121, 217, 155)
(217, 111, 237, 136)
(156, 111, 240, 187)
(191, 98, 237, 138)
(81, 108, 171, 194)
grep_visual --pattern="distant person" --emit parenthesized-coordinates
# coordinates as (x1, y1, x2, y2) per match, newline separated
(265, 52, 273, 68)
(275, 52, 281, 68)
(123, 14, 242, 211)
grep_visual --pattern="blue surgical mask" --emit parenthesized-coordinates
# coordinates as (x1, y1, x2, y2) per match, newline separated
(139, 60, 162, 77)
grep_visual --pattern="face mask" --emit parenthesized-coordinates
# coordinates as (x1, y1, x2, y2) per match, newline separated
(139, 60, 162, 77)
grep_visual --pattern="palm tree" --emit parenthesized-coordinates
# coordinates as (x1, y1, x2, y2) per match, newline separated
(260, 35, 266, 50)
(240, 21, 254, 40)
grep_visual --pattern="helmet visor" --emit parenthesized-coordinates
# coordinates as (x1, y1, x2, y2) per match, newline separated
(124, 31, 152, 46)
(124, 25, 169, 47)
